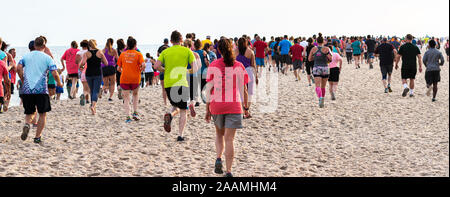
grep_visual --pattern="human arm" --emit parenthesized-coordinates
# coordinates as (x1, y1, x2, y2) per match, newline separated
(51, 70, 63, 88)
(98, 51, 108, 66)
(204, 81, 213, 123)
(2, 71, 11, 100)
(308, 47, 317, 62)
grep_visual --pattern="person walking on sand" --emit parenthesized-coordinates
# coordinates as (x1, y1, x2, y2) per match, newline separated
(252, 36, 268, 75)
(144, 53, 155, 87)
(157, 38, 170, 106)
(116, 39, 126, 100)
(61, 41, 80, 99)
(308, 34, 332, 108)
(154, 31, 199, 142)
(80, 39, 109, 114)
(423, 40, 445, 102)
(183, 39, 201, 117)
(305, 38, 315, 86)
(16, 37, 63, 144)
(101, 38, 119, 102)
(290, 38, 305, 82)
(327, 45, 343, 101)
(0, 58, 10, 114)
(352, 37, 362, 69)
(279, 35, 293, 75)
(395, 34, 423, 98)
(235, 37, 257, 119)
(117, 37, 145, 123)
(375, 38, 397, 93)
(76, 40, 90, 106)
(205, 38, 249, 178)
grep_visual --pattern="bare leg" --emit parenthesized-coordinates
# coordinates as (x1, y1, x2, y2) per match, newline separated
(70, 77, 77, 98)
(224, 128, 237, 173)
(161, 80, 167, 105)
(132, 88, 139, 113)
(109, 75, 116, 99)
(215, 127, 225, 159)
(35, 113, 47, 138)
(178, 109, 187, 137)
(123, 90, 131, 117)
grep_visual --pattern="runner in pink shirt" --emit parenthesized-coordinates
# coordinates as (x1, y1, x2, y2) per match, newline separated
(328, 46, 343, 101)
(61, 41, 80, 99)
(205, 38, 249, 178)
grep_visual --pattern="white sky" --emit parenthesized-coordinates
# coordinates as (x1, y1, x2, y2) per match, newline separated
(1, 0, 449, 47)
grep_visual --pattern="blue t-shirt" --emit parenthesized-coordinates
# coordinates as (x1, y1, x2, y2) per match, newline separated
(270, 42, 277, 56)
(279, 40, 292, 55)
(19, 51, 57, 94)
(0, 51, 6, 61)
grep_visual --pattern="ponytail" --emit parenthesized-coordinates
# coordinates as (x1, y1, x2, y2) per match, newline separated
(218, 38, 235, 67)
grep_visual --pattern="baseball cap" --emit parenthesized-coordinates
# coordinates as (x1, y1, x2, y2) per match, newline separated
(207, 35, 211, 39)
(164, 38, 169, 43)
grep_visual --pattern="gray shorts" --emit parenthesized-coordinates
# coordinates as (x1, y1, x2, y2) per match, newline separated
(212, 114, 243, 129)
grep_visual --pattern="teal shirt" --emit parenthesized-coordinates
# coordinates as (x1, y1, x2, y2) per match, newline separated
(352, 41, 362, 55)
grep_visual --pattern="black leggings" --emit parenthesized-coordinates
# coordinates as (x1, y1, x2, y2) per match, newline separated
(346, 52, 353, 63)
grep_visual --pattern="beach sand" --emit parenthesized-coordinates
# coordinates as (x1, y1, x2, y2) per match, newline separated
(0, 56, 448, 177)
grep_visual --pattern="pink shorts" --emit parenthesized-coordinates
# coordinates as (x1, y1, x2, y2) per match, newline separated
(120, 84, 140, 90)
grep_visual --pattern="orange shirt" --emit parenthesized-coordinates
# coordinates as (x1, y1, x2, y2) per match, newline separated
(118, 50, 144, 84)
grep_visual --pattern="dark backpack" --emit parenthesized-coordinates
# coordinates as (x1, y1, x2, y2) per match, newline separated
(273, 42, 280, 55)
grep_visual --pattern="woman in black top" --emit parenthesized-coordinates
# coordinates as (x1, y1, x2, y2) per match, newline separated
(80, 39, 108, 115)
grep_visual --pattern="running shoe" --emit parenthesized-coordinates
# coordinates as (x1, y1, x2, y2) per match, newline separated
(426, 86, 432, 97)
(33, 137, 42, 144)
(402, 88, 410, 97)
(331, 92, 336, 100)
(388, 87, 393, 93)
(214, 158, 224, 174)
(319, 98, 325, 108)
(177, 136, 185, 142)
(21, 124, 30, 141)
(225, 172, 233, 177)
(189, 103, 196, 118)
(164, 113, 173, 133)
(80, 94, 85, 106)
(132, 112, 141, 121)
(432, 98, 437, 102)
(125, 117, 133, 123)
(108, 98, 113, 102)
(409, 94, 414, 98)
(384, 88, 389, 93)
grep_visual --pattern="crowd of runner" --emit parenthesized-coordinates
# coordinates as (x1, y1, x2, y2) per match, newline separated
(0, 33, 448, 177)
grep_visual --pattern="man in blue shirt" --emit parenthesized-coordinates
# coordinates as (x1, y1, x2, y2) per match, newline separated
(17, 37, 63, 144)
(278, 35, 292, 74)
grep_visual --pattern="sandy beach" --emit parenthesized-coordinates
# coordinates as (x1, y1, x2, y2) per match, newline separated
(0, 55, 448, 177)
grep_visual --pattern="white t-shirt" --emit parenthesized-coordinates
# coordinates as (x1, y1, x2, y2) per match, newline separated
(144, 58, 154, 73)
(300, 41, 308, 49)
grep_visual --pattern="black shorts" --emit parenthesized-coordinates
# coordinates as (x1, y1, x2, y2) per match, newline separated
(401, 69, 417, 79)
(165, 86, 189, 110)
(68, 73, 79, 79)
(0, 97, 4, 105)
(425, 71, 440, 85)
(353, 54, 361, 57)
(380, 64, 393, 77)
(328, 67, 340, 82)
(102, 66, 116, 77)
(145, 72, 154, 82)
(48, 84, 56, 89)
(21, 94, 51, 114)
(281, 55, 291, 64)
(305, 61, 314, 75)
(293, 60, 303, 70)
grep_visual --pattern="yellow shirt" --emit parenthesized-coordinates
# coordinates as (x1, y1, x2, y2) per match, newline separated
(201, 39, 212, 48)
(158, 45, 195, 88)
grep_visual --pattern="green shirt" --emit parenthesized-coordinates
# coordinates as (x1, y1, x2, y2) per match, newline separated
(158, 45, 195, 88)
